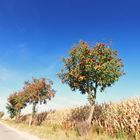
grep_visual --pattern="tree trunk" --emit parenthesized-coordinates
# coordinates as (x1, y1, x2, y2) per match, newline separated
(87, 104, 95, 127)
(74, 84, 98, 136)
(86, 83, 97, 128)
(16, 111, 21, 122)
(29, 102, 36, 126)
(32, 102, 36, 116)
(76, 91, 96, 136)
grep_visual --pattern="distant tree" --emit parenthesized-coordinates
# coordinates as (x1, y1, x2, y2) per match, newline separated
(7, 93, 19, 118)
(6, 103, 17, 119)
(58, 41, 125, 127)
(23, 78, 55, 116)
(6, 91, 27, 119)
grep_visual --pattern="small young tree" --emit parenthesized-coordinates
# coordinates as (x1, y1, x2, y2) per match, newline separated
(58, 41, 125, 127)
(7, 92, 27, 119)
(23, 78, 55, 116)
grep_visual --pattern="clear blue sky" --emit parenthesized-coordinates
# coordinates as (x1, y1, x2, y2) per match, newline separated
(0, 0, 140, 113)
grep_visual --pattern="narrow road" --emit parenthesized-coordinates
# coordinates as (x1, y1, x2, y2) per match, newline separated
(0, 122, 39, 140)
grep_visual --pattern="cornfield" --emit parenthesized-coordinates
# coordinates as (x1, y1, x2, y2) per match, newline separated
(18, 98, 140, 140)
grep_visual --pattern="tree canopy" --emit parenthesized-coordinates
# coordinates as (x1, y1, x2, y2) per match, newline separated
(58, 41, 125, 126)
(58, 41, 124, 104)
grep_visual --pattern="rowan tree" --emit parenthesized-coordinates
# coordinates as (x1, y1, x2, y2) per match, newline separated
(58, 41, 125, 127)
(23, 78, 55, 116)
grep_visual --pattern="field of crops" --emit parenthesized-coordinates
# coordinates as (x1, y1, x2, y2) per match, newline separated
(17, 98, 140, 140)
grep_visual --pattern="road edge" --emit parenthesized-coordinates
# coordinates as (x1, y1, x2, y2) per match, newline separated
(0, 121, 42, 140)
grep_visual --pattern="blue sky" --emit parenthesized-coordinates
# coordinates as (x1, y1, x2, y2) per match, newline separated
(0, 0, 140, 113)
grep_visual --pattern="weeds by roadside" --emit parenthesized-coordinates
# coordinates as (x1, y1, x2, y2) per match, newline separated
(2, 97, 140, 140)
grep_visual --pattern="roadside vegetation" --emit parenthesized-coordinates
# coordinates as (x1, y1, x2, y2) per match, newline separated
(3, 97, 140, 140)
(2, 119, 121, 140)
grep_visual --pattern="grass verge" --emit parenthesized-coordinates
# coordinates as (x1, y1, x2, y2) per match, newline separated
(1, 119, 123, 140)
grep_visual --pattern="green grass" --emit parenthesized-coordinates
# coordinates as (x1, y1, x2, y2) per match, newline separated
(1, 120, 123, 140)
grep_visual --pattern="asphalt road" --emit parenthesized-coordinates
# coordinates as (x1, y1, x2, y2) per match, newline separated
(0, 122, 30, 140)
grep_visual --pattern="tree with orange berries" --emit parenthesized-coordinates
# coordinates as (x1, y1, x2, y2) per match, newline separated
(23, 78, 55, 116)
(58, 41, 125, 127)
